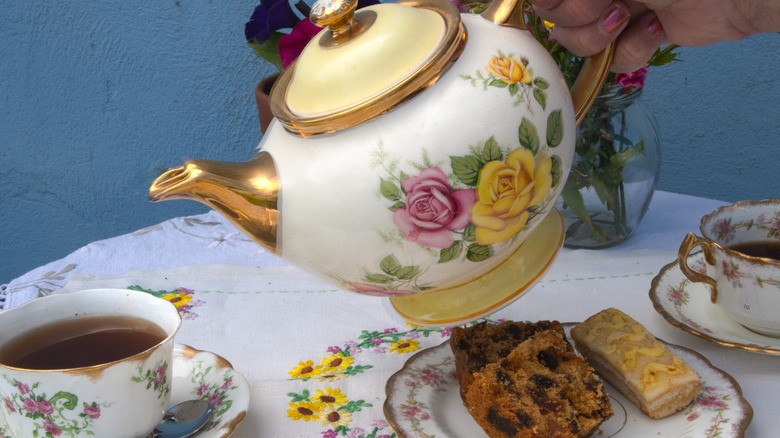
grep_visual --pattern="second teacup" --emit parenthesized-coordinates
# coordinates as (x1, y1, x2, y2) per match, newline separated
(678, 199, 780, 337)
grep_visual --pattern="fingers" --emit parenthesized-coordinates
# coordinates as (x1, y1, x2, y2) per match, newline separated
(611, 12, 669, 72)
(531, 0, 615, 27)
(546, 2, 631, 57)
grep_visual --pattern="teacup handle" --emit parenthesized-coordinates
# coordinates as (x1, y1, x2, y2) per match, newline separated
(678, 232, 719, 303)
(481, 0, 614, 123)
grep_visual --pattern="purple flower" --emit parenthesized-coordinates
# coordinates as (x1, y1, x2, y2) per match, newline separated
(393, 167, 476, 249)
(83, 404, 101, 419)
(615, 67, 648, 91)
(245, 0, 301, 44)
(321, 430, 338, 438)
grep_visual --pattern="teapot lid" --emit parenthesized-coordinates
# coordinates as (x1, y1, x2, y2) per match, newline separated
(270, 0, 465, 136)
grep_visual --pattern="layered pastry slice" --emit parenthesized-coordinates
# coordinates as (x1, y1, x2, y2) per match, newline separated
(570, 308, 701, 419)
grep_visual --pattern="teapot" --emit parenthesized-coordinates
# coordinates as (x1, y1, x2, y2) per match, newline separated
(149, 0, 612, 325)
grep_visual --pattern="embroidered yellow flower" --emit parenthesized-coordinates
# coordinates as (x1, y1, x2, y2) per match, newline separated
(486, 56, 533, 85)
(289, 360, 322, 379)
(287, 401, 321, 421)
(162, 291, 192, 308)
(319, 409, 353, 428)
(319, 353, 354, 372)
(389, 338, 421, 354)
(311, 387, 348, 409)
(314, 369, 348, 382)
(471, 148, 553, 245)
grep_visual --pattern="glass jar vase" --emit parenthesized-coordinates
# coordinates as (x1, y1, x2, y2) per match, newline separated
(555, 86, 661, 248)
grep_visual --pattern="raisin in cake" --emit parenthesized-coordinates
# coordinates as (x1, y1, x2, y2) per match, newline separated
(570, 308, 701, 419)
(449, 320, 566, 398)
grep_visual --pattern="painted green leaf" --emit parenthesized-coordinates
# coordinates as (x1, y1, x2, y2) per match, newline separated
(379, 254, 401, 275)
(509, 83, 519, 96)
(533, 88, 547, 110)
(534, 77, 550, 89)
(546, 109, 564, 148)
(518, 117, 540, 154)
(490, 79, 508, 88)
(481, 136, 503, 162)
(551, 155, 563, 187)
(365, 273, 394, 284)
(451, 154, 482, 186)
(439, 241, 463, 263)
(462, 224, 476, 242)
(466, 243, 492, 262)
(388, 201, 405, 212)
(380, 178, 401, 202)
(394, 265, 420, 281)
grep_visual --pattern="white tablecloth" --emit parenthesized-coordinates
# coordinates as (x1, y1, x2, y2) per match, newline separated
(3, 191, 776, 437)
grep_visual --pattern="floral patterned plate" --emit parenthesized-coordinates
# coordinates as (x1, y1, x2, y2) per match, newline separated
(383, 325, 752, 438)
(0, 344, 250, 438)
(650, 252, 780, 355)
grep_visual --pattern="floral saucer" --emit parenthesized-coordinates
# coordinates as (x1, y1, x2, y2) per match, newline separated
(384, 325, 752, 438)
(0, 344, 249, 438)
(650, 252, 780, 355)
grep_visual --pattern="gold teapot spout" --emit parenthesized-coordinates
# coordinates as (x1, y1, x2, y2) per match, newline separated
(149, 152, 280, 254)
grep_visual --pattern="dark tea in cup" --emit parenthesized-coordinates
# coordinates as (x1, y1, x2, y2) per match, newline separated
(728, 241, 780, 260)
(0, 315, 167, 370)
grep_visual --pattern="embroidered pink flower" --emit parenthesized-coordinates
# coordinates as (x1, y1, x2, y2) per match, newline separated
(393, 167, 476, 249)
(615, 67, 648, 91)
(83, 404, 101, 419)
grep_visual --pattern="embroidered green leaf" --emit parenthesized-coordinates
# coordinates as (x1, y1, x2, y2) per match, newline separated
(380, 178, 401, 202)
(546, 109, 564, 148)
(534, 77, 550, 89)
(450, 154, 482, 186)
(338, 400, 373, 413)
(466, 243, 492, 262)
(287, 390, 310, 402)
(518, 117, 540, 154)
(439, 241, 463, 263)
(481, 136, 504, 162)
(379, 255, 402, 276)
(344, 365, 373, 376)
(533, 88, 547, 110)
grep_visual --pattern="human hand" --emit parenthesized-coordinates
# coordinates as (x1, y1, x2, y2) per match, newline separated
(528, 0, 779, 72)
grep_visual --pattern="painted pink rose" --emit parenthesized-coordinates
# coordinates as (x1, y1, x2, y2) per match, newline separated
(43, 419, 62, 436)
(393, 167, 476, 249)
(83, 404, 101, 419)
(22, 397, 37, 413)
(4, 396, 15, 413)
(36, 399, 54, 415)
(15, 381, 29, 396)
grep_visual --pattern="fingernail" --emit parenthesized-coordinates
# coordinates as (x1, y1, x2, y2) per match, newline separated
(647, 16, 664, 36)
(602, 5, 629, 33)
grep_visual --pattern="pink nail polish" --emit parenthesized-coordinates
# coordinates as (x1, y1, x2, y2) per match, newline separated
(603, 6, 629, 33)
(647, 17, 664, 36)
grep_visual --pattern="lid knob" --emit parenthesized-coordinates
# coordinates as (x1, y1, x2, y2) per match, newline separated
(311, 0, 366, 44)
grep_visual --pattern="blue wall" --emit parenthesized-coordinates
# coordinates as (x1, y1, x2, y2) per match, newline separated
(2, 1, 778, 283)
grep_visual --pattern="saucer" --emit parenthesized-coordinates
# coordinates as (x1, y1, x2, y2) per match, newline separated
(384, 325, 753, 437)
(649, 252, 780, 355)
(0, 344, 250, 437)
(387, 209, 564, 326)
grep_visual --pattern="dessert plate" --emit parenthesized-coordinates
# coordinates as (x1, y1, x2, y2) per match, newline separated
(387, 209, 564, 326)
(650, 252, 780, 355)
(384, 325, 752, 438)
(0, 344, 249, 438)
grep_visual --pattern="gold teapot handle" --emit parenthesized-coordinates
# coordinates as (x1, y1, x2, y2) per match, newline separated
(677, 233, 719, 303)
(481, 0, 614, 123)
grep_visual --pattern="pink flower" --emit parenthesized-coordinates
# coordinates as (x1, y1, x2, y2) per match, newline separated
(197, 384, 209, 397)
(15, 381, 29, 396)
(615, 67, 648, 91)
(83, 404, 101, 419)
(221, 377, 234, 390)
(4, 397, 16, 413)
(43, 419, 62, 436)
(711, 218, 734, 241)
(206, 392, 222, 410)
(393, 167, 476, 249)
(278, 19, 322, 69)
(22, 397, 37, 413)
(36, 399, 54, 415)
(154, 364, 168, 386)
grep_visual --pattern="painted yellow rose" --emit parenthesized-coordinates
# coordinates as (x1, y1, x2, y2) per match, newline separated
(471, 148, 553, 245)
(486, 56, 533, 85)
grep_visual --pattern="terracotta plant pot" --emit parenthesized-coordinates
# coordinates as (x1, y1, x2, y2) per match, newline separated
(254, 73, 280, 134)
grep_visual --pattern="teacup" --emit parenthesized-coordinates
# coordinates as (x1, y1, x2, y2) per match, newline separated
(678, 199, 780, 337)
(0, 288, 181, 437)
